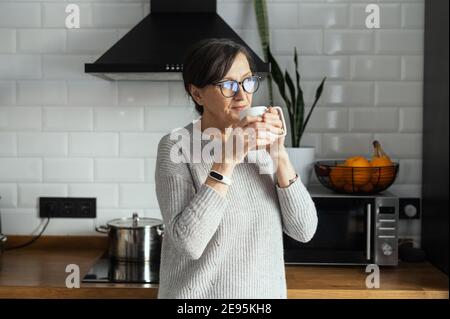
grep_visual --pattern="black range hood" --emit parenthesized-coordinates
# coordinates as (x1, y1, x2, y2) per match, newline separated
(85, 0, 269, 81)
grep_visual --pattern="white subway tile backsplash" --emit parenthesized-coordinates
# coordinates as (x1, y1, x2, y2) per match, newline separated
(17, 133, 68, 156)
(321, 82, 374, 107)
(0, 184, 17, 208)
(299, 56, 350, 80)
(350, 4, 401, 28)
(43, 3, 93, 28)
(402, 3, 425, 28)
(399, 108, 423, 133)
(118, 82, 169, 106)
(69, 133, 118, 157)
(397, 159, 422, 184)
(43, 107, 93, 131)
(43, 55, 97, 80)
(375, 82, 422, 107)
(69, 184, 118, 208)
(119, 133, 164, 157)
(297, 133, 322, 157)
(94, 107, 144, 131)
(17, 29, 66, 53)
(145, 106, 196, 132)
(0, 159, 42, 182)
(324, 30, 373, 54)
(67, 30, 118, 54)
(349, 108, 398, 132)
(169, 83, 194, 106)
(376, 30, 424, 54)
(218, 2, 257, 29)
(350, 56, 401, 80)
(17, 81, 68, 106)
(92, 3, 144, 27)
(373, 133, 422, 159)
(0, 107, 41, 131)
(95, 159, 144, 182)
(67, 81, 116, 106)
(272, 30, 322, 55)
(401, 55, 423, 81)
(0, 55, 41, 80)
(44, 158, 93, 182)
(18, 184, 67, 208)
(119, 183, 158, 208)
(0, 29, 15, 53)
(0, 81, 15, 105)
(0, 3, 41, 28)
(0, 133, 16, 156)
(299, 4, 348, 28)
(322, 133, 373, 158)
(306, 107, 348, 132)
(145, 158, 156, 183)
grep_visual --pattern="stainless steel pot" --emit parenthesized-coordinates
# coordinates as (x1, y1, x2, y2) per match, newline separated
(96, 213, 164, 263)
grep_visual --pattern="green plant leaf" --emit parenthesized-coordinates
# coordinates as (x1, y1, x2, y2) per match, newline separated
(268, 47, 288, 104)
(253, 0, 270, 61)
(300, 77, 327, 139)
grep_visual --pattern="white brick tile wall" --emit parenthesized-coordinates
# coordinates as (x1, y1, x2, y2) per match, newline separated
(299, 4, 348, 28)
(18, 184, 67, 208)
(0, 29, 16, 53)
(94, 107, 144, 131)
(0, 81, 16, 105)
(0, 0, 426, 235)
(349, 108, 398, 132)
(375, 82, 422, 107)
(43, 107, 93, 131)
(350, 56, 401, 80)
(0, 107, 41, 131)
(0, 3, 41, 28)
(0, 184, 17, 208)
(17, 132, 68, 156)
(68, 184, 118, 208)
(69, 133, 119, 157)
(0, 158, 42, 182)
(0, 55, 41, 80)
(119, 133, 164, 157)
(119, 183, 158, 208)
(0, 133, 16, 156)
(44, 158, 93, 182)
(324, 30, 373, 54)
(95, 159, 144, 182)
(17, 81, 68, 106)
(17, 29, 66, 53)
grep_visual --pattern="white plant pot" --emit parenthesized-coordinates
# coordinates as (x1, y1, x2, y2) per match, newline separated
(285, 147, 315, 187)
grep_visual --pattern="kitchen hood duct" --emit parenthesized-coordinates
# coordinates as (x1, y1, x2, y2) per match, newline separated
(85, 0, 270, 81)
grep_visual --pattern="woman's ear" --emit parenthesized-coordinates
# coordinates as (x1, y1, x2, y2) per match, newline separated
(189, 84, 204, 106)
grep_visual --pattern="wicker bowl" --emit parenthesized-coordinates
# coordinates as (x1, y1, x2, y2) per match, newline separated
(314, 160, 399, 194)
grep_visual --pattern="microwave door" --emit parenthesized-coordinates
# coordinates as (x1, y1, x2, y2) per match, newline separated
(284, 198, 375, 265)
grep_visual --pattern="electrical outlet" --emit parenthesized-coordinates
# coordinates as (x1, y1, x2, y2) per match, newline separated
(40, 197, 96, 218)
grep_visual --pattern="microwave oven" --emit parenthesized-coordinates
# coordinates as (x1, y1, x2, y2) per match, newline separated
(283, 186, 399, 266)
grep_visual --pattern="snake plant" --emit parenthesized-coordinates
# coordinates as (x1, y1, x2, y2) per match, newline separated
(253, 0, 326, 148)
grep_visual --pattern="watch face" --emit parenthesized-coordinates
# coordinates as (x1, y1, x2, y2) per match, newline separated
(210, 171, 223, 180)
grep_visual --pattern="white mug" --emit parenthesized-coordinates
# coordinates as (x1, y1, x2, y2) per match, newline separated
(239, 106, 287, 137)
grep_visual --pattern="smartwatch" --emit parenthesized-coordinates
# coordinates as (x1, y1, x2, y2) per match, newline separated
(208, 170, 233, 186)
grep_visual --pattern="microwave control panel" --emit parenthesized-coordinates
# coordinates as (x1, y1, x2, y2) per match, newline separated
(374, 197, 399, 266)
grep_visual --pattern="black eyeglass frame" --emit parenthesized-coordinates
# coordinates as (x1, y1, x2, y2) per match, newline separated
(213, 75, 262, 98)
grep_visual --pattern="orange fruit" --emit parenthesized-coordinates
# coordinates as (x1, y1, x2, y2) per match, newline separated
(343, 156, 372, 186)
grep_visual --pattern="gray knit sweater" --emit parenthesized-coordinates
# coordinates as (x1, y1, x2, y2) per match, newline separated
(155, 119, 318, 299)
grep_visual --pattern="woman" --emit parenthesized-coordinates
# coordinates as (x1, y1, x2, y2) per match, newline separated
(155, 38, 318, 299)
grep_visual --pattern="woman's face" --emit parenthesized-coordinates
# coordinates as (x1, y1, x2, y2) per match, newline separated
(190, 52, 253, 126)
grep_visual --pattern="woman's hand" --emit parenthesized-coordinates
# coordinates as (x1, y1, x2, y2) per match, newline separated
(262, 107, 286, 159)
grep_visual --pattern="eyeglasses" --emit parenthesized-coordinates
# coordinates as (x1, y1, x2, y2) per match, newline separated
(213, 75, 261, 98)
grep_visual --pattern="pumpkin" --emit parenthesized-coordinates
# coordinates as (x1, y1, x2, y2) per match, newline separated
(370, 140, 395, 187)
(343, 156, 372, 186)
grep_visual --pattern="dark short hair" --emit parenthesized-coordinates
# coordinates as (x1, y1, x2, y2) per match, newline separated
(182, 38, 256, 115)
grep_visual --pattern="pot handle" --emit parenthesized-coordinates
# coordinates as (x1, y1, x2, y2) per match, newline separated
(156, 224, 165, 237)
(95, 225, 109, 234)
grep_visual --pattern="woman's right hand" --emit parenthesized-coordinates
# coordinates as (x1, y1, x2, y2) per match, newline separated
(220, 115, 273, 165)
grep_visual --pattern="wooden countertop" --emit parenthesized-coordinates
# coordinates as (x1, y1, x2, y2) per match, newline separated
(0, 236, 448, 299)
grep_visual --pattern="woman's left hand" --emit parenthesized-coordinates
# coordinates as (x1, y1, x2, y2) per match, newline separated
(262, 106, 286, 158)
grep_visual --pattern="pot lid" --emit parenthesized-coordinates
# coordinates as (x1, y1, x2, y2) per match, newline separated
(107, 213, 163, 229)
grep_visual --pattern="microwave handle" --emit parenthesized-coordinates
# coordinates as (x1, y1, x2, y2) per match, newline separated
(366, 203, 372, 261)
